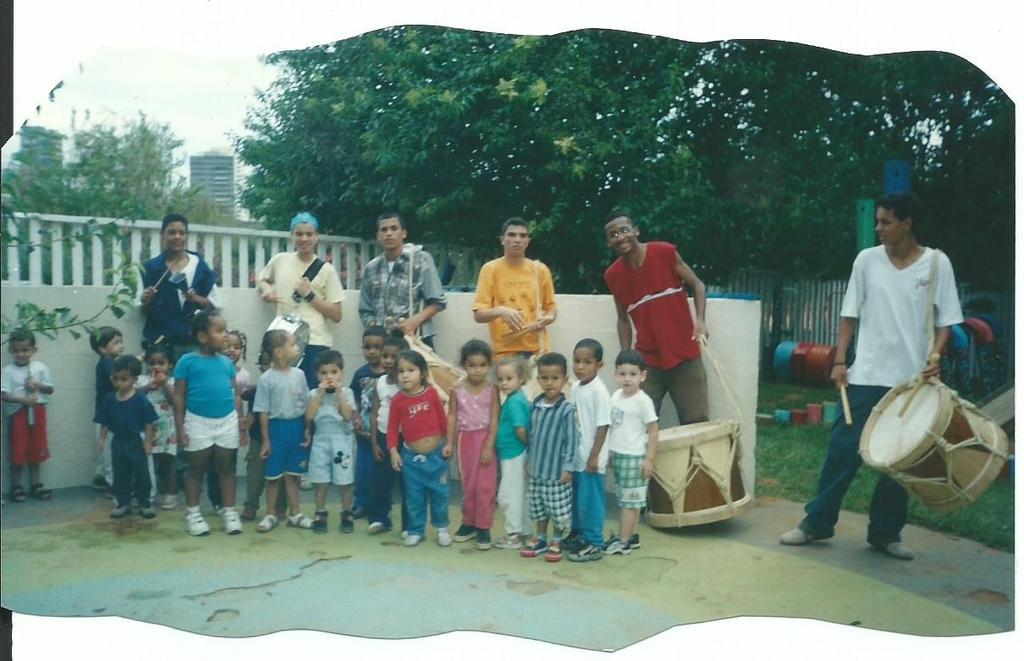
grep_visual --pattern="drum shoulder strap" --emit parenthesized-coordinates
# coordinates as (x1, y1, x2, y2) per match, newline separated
(301, 257, 327, 282)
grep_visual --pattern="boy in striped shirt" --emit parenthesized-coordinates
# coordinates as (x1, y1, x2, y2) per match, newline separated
(520, 352, 580, 562)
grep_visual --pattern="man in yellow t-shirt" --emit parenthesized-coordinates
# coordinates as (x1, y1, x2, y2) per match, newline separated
(473, 218, 557, 358)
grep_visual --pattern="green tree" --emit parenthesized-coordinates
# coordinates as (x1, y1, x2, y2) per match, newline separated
(237, 28, 1012, 291)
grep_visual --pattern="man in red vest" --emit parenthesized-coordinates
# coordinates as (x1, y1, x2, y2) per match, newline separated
(603, 211, 709, 423)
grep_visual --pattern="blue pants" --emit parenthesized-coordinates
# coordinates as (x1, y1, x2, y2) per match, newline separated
(112, 437, 152, 509)
(800, 385, 909, 545)
(571, 471, 607, 547)
(368, 436, 408, 529)
(354, 436, 374, 512)
(401, 444, 450, 537)
(300, 344, 329, 389)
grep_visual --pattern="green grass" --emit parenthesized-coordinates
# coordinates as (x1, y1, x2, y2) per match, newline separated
(754, 382, 1015, 552)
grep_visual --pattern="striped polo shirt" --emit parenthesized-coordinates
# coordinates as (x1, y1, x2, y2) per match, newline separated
(527, 395, 580, 481)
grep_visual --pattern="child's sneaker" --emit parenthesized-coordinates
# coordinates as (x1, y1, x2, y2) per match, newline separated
(544, 541, 563, 562)
(437, 528, 453, 547)
(367, 521, 390, 535)
(568, 544, 604, 562)
(350, 506, 365, 519)
(339, 510, 354, 534)
(287, 513, 313, 529)
(223, 510, 243, 535)
(139, 506, 157, 520)
(453, 523, 477, 543)
(312, 510, 328, 535)
(494, 533, 524, 550)
(628, 533, 641, 549)
(603, 537, 631, 555)
(186, 510, 211, 536)
(241, 505, 257, 521)
(256, 514, 278, 533)
(563, 531, 583, 553)
(91, 475, 109, 491)
(404, 533, 423, 547)
(110, 505, 130, 519)
(475, 529, 493, 551)
(161, 494, 177, 510)
(519, 537, 549, 558)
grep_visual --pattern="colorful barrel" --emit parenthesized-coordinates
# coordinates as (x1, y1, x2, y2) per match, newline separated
(962, 317, 995, 345)
(806, 403, 823, 424)
(822, 401, 840, 424)
(790, 408, 808, 425)
(803, 344, 837, 386)
(949, 324, 970, 350)
(773, 409, 791, 425)
(790, 342, 813, 383)
(773, 341, 798, 381)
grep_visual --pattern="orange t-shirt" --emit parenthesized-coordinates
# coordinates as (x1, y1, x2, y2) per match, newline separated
(473, 258, 557, 357)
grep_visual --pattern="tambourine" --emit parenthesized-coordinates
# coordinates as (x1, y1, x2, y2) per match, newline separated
(266, 314, 311, 368)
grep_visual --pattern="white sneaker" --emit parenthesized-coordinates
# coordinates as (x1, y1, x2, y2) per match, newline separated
(186, 511, 210, 536)
(437, 528, 453, 547)
(367, 521, 387, 535)
(403, 533, 423, 547)
(160, 494, 177, 510)
(223, 510, 243, 535)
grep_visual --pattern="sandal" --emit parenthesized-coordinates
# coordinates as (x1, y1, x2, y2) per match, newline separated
(287, 513, 313, 529)
(29, 484, 52, 501)
(240, 506, 257, 522)
(11, 485, 27, 502)
(312, 510, 328, 534)
(256, 514, 278, 533)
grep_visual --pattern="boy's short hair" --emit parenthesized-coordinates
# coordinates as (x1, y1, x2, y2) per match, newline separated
(8, 329, 36, 347)
(604, 209, 632, 225)
(614, 349, 646, 371)
(316, 349, 345, 371)
(500, 216, 529, 235)
(535, 352, 568, 375)
(497, 355, 529, 381)
(89, 326, 122, 354)
(363, 325, 388, 340)
(382, 331, 410, 352)
(376, 211, 405, 230)
(112, 355, 143, 378)
(573, 338, 604, 362)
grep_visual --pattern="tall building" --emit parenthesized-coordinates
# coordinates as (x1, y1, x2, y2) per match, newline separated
(189, 149, 236, 218)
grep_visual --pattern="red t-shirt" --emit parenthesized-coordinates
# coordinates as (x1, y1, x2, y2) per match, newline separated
(604, 241, 700, 370)
(387, 386, 448, 450)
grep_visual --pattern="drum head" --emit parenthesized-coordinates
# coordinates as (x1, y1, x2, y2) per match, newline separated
(864, 382, 946, 467)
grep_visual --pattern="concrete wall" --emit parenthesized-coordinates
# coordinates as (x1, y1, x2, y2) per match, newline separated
(1, 285, 761, 492)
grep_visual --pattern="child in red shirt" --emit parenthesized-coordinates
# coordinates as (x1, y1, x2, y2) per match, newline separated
(388, 350, 452, 548)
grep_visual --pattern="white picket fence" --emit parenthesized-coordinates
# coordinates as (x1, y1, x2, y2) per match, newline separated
(1, 213, 488, 290)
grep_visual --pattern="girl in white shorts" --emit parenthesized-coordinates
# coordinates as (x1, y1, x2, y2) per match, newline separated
(173, 311, 248, 537)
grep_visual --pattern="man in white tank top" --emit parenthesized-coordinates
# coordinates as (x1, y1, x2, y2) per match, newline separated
(780, 192, 963, 561)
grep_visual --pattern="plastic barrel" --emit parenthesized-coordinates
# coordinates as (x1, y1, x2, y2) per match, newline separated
(773, 341, 798, 381)
(806, 403, 823, 424)
(949, 324, 970, 350)
(790, 408, 808, 425)
(773, 409, 791, 425)
(803, 344, 837, 386)
(790, 342, 813, 383)
(962, 317, 995, 345)
(822, 401, 840, 424)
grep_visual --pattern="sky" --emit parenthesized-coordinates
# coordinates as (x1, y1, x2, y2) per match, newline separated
(6, 1, 1022, 660)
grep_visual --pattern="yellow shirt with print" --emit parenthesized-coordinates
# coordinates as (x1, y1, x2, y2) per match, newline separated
(473, 257, 557, 357)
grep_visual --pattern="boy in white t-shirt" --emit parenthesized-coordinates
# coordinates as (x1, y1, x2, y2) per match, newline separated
(604, 350, 659, 556)
(566, 339, 612, 562)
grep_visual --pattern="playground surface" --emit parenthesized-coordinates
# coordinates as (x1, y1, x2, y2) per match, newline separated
(1, 483, 1014, 653)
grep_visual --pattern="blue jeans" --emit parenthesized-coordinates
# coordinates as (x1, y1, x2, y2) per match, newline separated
(571, 471, 607, 546)
(354, 436, 374, 512)
(112, 436, 152, 509)
(401, 444, 450, 537)
(800, 385, 908, 545)
(300, 344, 329, 389)
(368, 436, 408, 529)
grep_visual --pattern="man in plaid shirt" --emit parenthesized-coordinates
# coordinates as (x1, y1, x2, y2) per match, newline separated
(358, 212, 448, 348)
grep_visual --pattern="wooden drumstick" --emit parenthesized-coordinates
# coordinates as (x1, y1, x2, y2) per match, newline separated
(839, 383, 853, 426)
(898, 352, 941, 417)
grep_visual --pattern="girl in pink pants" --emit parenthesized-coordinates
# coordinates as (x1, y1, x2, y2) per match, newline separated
(448, 340, 500, 550)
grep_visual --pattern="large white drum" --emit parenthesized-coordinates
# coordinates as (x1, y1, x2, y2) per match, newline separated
(859, 379, 1009, 512)
(647, 419, 753, 527)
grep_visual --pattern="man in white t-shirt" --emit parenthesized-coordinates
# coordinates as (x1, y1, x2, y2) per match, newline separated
(780, 192, 963, 560)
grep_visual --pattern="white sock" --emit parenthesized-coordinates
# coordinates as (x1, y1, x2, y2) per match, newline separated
(187, 505, 199, 515)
